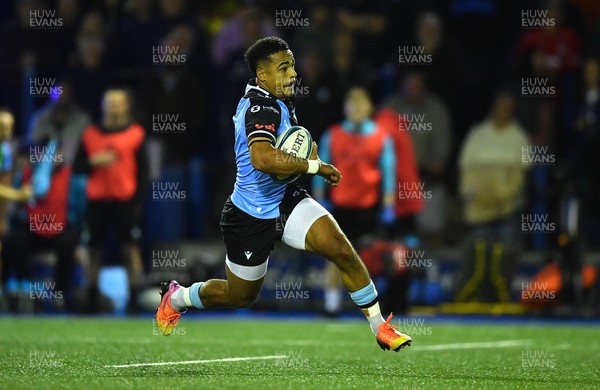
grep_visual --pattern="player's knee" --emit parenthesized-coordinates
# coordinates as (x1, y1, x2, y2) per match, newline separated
(329, 234, 357, 265)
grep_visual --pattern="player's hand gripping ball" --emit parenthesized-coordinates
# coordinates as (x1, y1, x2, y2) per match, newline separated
(271, 126, 313, 184)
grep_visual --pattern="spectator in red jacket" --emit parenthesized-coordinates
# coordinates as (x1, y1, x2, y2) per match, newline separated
(73, 88, 148, 313)
(313, 87, 396, 316)
(3, 140, 79, 311)
(374, 108, 424, 237)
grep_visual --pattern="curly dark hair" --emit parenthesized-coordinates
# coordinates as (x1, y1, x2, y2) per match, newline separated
(244, 36, 290, 76)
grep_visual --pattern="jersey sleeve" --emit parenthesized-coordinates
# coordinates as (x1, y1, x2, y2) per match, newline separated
(245, 99, 281, 146)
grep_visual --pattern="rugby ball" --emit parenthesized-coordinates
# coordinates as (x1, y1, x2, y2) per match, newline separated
(271, 126, 313, 184)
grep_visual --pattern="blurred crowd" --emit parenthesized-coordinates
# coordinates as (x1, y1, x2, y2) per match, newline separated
(1, 0, 599, 311)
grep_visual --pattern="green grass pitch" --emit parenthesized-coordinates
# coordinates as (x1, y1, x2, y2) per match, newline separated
(1, 316, 599, 389)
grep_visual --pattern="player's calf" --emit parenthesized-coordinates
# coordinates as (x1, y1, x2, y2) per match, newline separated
(305, 215, 412, 351)
(199, 279, 259, 308)
(158, 266, 263, 318)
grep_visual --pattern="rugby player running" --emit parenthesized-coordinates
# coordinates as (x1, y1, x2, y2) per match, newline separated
(156, 37, 411, 351)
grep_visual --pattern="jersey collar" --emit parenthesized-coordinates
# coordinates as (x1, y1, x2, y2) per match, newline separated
(245, 79, 296, 111)
(245, 79, 272, 98)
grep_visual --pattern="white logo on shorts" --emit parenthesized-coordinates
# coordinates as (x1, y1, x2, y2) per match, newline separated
(244, 251, 253, 260)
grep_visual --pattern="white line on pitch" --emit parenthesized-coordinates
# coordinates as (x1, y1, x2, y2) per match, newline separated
(412, 339, 532, 351)
(105, 355, 288, 368)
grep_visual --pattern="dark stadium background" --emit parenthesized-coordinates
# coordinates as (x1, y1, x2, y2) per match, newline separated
(0, 0, 599, 317)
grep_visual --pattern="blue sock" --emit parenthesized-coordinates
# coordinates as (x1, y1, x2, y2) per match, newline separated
(349, 280, 378, 308)
(189, 282, 205, 309)
(349, 280, 384, 334)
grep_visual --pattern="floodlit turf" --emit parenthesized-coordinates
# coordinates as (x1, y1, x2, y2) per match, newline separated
(1, 316, 599, 389)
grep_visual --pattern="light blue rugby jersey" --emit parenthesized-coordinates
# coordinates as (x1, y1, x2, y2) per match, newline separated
(230, 80, 298, 219)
